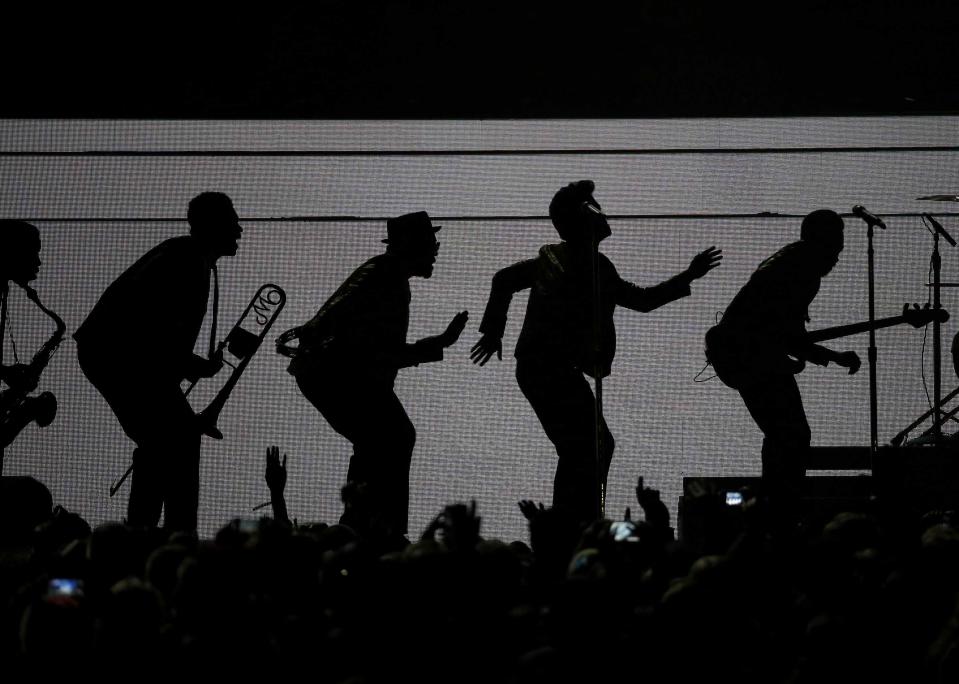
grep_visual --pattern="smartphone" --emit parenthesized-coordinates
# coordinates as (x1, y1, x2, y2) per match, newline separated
(610, 520, 640, 542)
(47, 578, 84, 598)
(725, 491, 744, 506)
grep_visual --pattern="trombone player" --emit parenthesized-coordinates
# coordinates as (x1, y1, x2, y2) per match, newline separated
(75, 192, 242, 532)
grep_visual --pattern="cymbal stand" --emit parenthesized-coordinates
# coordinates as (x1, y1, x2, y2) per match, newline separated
(889, 214, 957, 446)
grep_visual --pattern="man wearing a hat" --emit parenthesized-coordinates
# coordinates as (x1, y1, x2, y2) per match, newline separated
(281, 211, 468, 537)
(471, 181, 722, 526)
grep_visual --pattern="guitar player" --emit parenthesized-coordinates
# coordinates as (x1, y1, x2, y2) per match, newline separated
(706, 209, 861, 526)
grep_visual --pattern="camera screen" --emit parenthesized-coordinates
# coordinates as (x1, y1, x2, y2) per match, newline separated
(610, 521, 640, 542)
(725, 491, 744, 506)
(48, 578, 83, 596)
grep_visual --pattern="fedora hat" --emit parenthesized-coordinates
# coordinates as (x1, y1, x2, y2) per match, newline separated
(382, 211, 441, 246)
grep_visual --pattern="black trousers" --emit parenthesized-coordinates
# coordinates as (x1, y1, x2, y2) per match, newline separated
(78, 346, 200, 531)
(295, 371, 416, 535)
(516, 357, 614, 525)
(738, 371, 811, 511)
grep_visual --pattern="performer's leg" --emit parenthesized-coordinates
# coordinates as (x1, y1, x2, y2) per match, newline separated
(127, 448, 164, 527)
(516, 358, 612, 524)
(360, 390, 416, 534)
(296, 374, 416, 535)
(79, 347, 200, 530)
(116, 383, 200, 531)
(738, 373, 810, 523)
(161, 446, 200, 532)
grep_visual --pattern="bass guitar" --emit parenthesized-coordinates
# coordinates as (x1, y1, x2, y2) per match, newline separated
(705, 303, 948, 390)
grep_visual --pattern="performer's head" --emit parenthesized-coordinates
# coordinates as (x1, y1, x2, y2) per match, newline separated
(188, 192, 242, 259)
(383, 211, 441, 278)
(800, 209, 845, 275)
(0, 220, 41, 286)
(549, 180, 612, 246)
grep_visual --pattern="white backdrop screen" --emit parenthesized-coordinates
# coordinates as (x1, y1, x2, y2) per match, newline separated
(2, 118, 958, 539)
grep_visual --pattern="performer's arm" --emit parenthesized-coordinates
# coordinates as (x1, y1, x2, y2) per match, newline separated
(615, 246, 721, 312)
(397, 310, 470, 368)
(470, 259, 538, 365)
(803, 343, 861, 374)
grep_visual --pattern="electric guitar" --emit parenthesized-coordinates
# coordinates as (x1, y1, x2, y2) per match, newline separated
(705, 303, 949, 390)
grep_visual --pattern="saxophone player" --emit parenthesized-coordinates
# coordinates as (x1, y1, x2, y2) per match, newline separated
(0, 220, 64, 458)
(75, 192, 242, 532)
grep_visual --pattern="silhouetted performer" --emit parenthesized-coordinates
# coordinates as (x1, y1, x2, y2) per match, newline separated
(471, 180, 721, 525)
(705, 209, 860, 520)
(1, 221, 64, 459)
(279, 211, 468, 536)
(75, 192, 242, 531)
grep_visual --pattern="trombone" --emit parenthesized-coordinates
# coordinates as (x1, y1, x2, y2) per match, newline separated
(109, 283, 286, 496)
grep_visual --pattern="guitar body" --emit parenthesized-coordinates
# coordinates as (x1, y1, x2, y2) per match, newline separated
(705, 324, 804, 390)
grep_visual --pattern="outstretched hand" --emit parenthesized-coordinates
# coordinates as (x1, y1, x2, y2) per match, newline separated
(685, 246, 723, 281)
(439, 311, 469, 348)
(470, 334, 503, 366)
(265, 445, 287, 494)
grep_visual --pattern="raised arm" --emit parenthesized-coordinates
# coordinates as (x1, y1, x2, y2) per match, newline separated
(615, 246, 722, 312)
(265, 445, 291, 526)
(471, 258, 538, 365)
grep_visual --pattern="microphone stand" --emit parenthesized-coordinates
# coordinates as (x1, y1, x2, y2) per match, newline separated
(0, 282, 6, 478)
(925, 214, 957, 444)
(887, 214, 956, 446)
(864, 216, 882, 456)
(590, 228, 605, 520)
(932, 228, 943, 444)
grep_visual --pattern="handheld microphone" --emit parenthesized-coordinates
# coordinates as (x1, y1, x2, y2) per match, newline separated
(923, 213, 957, 247)
(852, 205, 887, 230)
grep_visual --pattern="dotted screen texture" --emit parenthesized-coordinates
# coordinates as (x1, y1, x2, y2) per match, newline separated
(2, 118, 958, 540)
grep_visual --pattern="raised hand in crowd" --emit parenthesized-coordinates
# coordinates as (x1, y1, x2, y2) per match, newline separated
(518, 499, 546, 522)
(422, 500, 481, 552)
(265, 445, 290, 525)
(635, 476, 671, 531)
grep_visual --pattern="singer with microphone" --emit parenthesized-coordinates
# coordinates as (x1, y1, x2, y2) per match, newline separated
(471, 180, 721, 526)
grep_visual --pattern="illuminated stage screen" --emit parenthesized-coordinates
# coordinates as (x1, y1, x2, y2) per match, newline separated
(2, 118, 958, 539)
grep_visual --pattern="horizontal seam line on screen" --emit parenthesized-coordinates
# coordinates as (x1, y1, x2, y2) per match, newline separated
(2, 146, 959, 156)
(13, 212, 959, 223)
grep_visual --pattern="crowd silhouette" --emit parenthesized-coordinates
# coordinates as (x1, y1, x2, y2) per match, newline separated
(3, 467, 959, 681)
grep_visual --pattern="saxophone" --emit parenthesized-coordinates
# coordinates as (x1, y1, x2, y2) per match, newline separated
(1, 285, 66, 449)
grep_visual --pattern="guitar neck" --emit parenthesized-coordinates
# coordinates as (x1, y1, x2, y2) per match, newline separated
(806, 315, 909, 344)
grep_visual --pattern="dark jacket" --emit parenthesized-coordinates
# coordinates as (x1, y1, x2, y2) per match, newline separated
(74, 235, 211, 380)
(718, 240, 831, 365)
(479, 243, 691, 378)
(288, 253, 443, 385)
